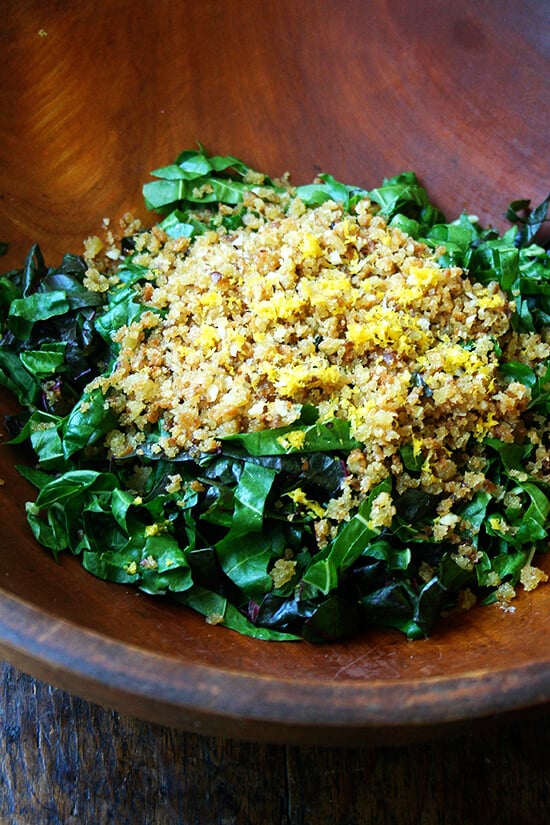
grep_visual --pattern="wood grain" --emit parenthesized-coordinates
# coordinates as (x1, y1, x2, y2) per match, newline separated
(1, 0, 550, 746)
(2, 661, 550, 825)
(1, 0, 548, 271)
(1, 0, 550, 815)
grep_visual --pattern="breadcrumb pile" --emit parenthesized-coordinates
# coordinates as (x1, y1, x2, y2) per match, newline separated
(84, 190, 550, 578)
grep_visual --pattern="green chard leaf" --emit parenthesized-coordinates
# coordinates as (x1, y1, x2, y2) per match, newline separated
(1, 147, 549, 645)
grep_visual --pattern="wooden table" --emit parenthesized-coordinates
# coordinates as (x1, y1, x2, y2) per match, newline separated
(2, 2, 550, 822)
(2, 660, 550, 824)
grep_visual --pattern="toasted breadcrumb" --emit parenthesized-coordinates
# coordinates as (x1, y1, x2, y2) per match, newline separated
(270, 557, 298, 588)
(81, 190, 550, 548)
(206, 612, 225, 626)
(496, 582, 517, 611)
(520, 563, 549, 592)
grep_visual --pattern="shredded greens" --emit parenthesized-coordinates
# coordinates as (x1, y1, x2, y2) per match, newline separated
(1, 148, 549, 642)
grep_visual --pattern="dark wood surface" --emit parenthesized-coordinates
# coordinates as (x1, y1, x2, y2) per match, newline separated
(2, 660, 550, 825)
(2, 1, 550, 821)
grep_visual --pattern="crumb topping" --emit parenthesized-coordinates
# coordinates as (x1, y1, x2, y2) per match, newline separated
(83, 192, 550, 573)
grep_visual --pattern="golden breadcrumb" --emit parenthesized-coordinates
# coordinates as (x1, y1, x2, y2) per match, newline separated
(81, 190, 550, 555)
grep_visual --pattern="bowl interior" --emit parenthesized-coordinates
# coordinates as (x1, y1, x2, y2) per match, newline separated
(0, 0, 549, 745)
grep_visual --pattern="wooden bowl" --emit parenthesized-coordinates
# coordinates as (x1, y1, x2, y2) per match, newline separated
(0, 0, 549, 746)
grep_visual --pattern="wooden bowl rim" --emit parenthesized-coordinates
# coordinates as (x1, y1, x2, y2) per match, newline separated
(2, 586, 550, 745)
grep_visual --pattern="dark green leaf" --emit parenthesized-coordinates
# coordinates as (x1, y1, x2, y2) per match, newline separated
(8, 291, 70, 339)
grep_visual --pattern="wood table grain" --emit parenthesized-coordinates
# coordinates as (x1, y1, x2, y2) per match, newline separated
(2, 661, 550, 825)
(2, 2, 550, 823)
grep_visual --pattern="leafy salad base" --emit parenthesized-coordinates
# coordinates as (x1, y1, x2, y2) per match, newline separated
(1, 148, 549, 643)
